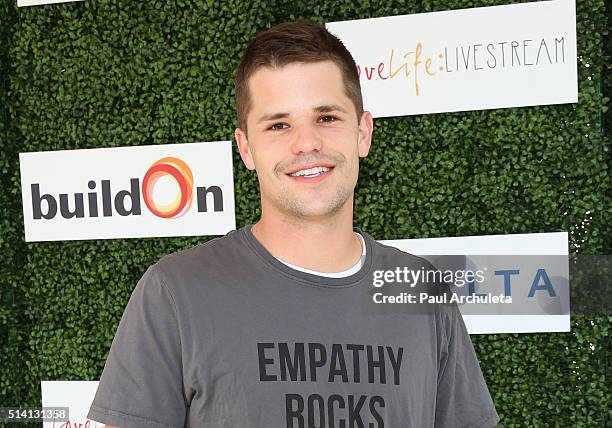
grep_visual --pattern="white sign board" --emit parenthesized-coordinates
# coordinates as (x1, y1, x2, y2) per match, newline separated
(20, 141, 236, 241)
(18, 0, 84, 6)
(41, 381, 100, 428)
(327, 0, 578, 117)
(381, 232, 570, 334)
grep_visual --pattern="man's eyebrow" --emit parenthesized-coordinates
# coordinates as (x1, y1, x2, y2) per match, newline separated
(257, 105, 349, 124)
(314, 104, 348, 114)
(257, 112, 289, 124)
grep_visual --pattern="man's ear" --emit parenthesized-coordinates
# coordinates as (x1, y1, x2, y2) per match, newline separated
(235, 127, 256, 171)
(357, 111, 373, 158)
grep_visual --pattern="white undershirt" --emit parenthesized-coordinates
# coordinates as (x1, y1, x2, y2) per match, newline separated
(275, 232, 366, 278)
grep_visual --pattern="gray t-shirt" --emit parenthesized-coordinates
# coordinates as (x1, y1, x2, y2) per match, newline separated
(88, 225, 500, 428)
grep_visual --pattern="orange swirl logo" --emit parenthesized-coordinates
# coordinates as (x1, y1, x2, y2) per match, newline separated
(142, 157, 194, 218)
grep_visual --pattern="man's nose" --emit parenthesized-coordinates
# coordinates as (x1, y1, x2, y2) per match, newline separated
(290, 123, 323, 154)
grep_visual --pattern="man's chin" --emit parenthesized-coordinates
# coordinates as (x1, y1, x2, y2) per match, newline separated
(281, 198, 350, 220)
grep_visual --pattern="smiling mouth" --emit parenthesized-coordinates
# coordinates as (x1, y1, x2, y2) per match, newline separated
(287, 166, 332, 178)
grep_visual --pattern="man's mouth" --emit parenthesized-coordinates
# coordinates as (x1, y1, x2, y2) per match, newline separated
(287, 166, 332, 178)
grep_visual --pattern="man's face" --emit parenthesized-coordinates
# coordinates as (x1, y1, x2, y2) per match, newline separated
(235, 60, 373, 221)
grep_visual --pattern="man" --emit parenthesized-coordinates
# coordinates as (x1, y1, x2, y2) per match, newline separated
(88, 21, 499, 427)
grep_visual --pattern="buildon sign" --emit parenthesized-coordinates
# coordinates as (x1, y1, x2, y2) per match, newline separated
(19, 141, 235, 241)
(326, 0, 578, 117)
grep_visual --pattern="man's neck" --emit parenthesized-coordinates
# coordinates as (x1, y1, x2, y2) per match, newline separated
(251, 206, 363, 273)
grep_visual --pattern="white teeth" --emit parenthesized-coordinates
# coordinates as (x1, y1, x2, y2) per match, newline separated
(289, 166, 330, 177)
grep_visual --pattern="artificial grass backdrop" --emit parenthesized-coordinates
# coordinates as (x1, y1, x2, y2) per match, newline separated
(0, 0, 609, 426)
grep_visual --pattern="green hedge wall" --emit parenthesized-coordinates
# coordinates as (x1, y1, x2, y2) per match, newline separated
(0, 0, 610, 427)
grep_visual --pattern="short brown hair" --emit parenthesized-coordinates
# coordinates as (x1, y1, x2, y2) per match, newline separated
(234, 20, 363, 131)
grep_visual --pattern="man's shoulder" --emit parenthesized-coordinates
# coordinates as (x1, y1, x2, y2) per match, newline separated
(360, 229, 434, 269)
(153, 226, 250, 280)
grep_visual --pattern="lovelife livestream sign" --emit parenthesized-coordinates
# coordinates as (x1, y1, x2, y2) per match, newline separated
(20, 141, 235, 241)
(17, 0, 84, 6)
(326, 0, 578, 117)
(382, 232, 570, 334)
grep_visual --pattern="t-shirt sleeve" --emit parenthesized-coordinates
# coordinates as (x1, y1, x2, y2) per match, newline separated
(434, 302, 500, 428)
(87, 264, 187, 428)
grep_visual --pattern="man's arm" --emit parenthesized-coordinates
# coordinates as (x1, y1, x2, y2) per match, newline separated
(87, 265, 188, 428)
(435, 301, 500, 427)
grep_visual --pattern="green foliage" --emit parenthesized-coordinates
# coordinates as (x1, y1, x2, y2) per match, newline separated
(0, 0, 609, 427)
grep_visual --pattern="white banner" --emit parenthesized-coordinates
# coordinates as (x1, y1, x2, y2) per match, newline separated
(41, 381, 99, 427)
(18, 0, 84, 6)
(20, 141, 236, 241)
(381, 232, 570, 334)
(326, 0, 577, 118)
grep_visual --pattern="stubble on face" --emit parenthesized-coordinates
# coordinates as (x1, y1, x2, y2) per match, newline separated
(240, 61, 367, 224)
(268, 150, 358, 220)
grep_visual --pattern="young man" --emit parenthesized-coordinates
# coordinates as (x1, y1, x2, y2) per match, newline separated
(89, 21, 499, 428)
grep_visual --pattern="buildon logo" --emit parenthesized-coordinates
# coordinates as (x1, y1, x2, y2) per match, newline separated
(143, 157, 194, 218)
(31, 157, 224, 220)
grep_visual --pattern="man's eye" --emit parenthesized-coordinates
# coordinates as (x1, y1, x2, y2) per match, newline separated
(318, 115, 338, 123)
(270, 123, 288, 131)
